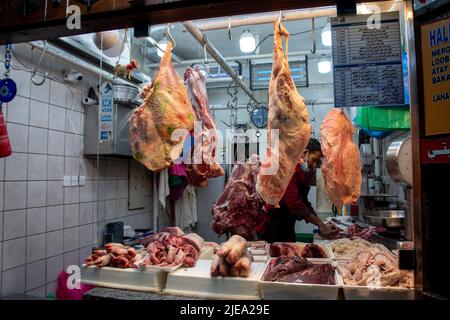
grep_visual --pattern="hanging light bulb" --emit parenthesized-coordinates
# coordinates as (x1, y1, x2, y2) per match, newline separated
(321, 23, 332, 47)
(157, 38, 168, 57)
(239, 30, 256, 53)
(318, 60, 332, 73)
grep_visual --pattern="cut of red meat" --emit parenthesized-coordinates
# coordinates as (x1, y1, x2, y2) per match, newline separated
(300, 243, 327, 258)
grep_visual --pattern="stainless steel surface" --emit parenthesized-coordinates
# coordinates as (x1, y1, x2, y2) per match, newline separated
(386, 136, 413, 186)
(182, 21, 260, 104)
(362, 210, 405, 229)
(84, 100, 137, 157)
(371, 233, 410, 251)
(112, 83, 141, 105)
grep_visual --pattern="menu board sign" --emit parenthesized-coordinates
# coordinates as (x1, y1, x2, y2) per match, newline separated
(331, 12, 406, 108)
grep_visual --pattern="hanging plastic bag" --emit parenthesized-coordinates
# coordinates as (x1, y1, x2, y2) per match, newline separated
(354, 106, 410, 131)
(56, 271, 95, 300)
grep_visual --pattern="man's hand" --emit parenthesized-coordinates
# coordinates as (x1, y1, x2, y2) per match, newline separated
(318, 222, 341, 239)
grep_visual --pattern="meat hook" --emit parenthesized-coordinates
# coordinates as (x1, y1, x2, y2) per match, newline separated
(31, 40, 48, 86)
(278, 11, 282, 33)
(166, 24, 176, 49)
(311, 18, 317, 54)
(228, 17, 232, 40)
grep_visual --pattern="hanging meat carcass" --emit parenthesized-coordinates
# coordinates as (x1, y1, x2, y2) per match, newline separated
(320, 109, 362, 211)
(129, 41, 195, 171)
(184, 66, 224, 186)
(211, 155, 261, 238)
(256, 20, 312, 206)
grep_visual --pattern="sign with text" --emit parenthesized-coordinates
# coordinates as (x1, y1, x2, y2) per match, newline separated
(421, 138, 450, 164)
(99, 82, 114, 142)
(331, 12, 406, 108)
(421, 17, 450, 136)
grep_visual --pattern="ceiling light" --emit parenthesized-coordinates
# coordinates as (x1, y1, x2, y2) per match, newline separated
(321, 23, 332, 47)
(318, 60, 332, 74)
(240, 30, 256, 53)
(157, 38, 168, 57)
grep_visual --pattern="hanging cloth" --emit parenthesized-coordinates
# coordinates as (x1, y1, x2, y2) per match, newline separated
(174, 185, 198, 233)
(158, 168, 170, 209)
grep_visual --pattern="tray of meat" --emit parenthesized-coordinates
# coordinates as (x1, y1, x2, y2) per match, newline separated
(259, 256, 340, 300)
(81, 265, 167, 292)
(329, 238, 391, 260)
(164, 259, 267, 299)
(336, 247, 415, 300)
(269, 242, 333, 259)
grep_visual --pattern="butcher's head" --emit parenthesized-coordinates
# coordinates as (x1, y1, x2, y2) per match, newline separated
(300, 138, 322, 170)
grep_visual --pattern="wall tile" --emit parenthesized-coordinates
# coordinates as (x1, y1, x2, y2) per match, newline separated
(46, 281, 58, 296)
(64, 133, 81, 157)
(26, 260, 46, 291)
(64, 157, 79, 176)
(97, 201, 105, 222)
(116, 161, 129, 179)
(46, 230, 63, 257)
(64, 204, 79, 228)
(49, 80, 67, 107)
(79, 224, 93, 247)
(48, 105, 66, 131)
(5, 152, 27, 181)
(27, 154, 47, 180)
(6, 96, 29, 125)
(28, 127, 48, 154)
(66, 110, 81, 135)
(26, 234, 46, 263)
(104, 200, 116, 220)
(67, 87, 83, 113)
(46, 205, 63, 231)
(29, 100, 49, 128)
(79, 246, 91, 266)
(117, 199, 128, 218)
(64, 186, 79, 204)
(47, 156, 64, 180)
(104, 180, 116, 200)
(30, 77, 50, 104)
(116, 180, 128, 199)
(46, 254, 63, 283)
(0, 212, 3, 241)
(47, 130, 65, 156)
(3, 209, 26, 240)
(47, 181, 63, 206)
(80, 182, 94, 203)
(27, 181, 46, 208)
(106, 160, 119, 180)
(64, 227, 79, 253)
(27, 207, 46, 236)
(63, 250, 79, 269)
(12, 69, 31, 98)
(7, 123, 28, 153)
(79, 202, 93, 225)
(2, 238, 26, 270)
(0, 183, 3, 212)
(2, 265, 26, 296)
(4, 182, 27, 210)
(27, 286, 46, 298)
(0, 158, 4, 181)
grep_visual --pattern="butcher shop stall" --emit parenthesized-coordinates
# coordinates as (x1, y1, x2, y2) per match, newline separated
(0, 0, 446, 301)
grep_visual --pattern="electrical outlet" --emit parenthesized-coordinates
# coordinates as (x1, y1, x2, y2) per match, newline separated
(63, 176, 71, 187)
(79, 176, 86, 186)
(71, 176, 79, 186)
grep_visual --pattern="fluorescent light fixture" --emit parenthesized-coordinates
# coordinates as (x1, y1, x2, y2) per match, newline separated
(321, 23, 332, 47)
(318, 60, 332, 73)
(240, 30, 256, 53)
(157, 38, 168, 57)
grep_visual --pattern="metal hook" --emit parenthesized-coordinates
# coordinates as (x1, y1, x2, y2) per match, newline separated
(166, 24, 176, 49)
(228, 17, 232, 40)
(31, 40, 48, 86)
(311, 18, 316, 54)
(278, 11, 282, 33)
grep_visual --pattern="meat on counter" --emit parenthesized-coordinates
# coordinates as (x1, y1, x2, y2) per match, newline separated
(85, 243, 143, 269)
(337, 247, 414, 288)
(270, 243, 328, 258)
(263, 256, 335, 285)
(211, 235, 253, 278)
(327, 225, 386, 242)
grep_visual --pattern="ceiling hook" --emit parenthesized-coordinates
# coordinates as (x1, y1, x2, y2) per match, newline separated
(166, 24, 176, 49)
(31, 40, 48, 86)
(311, 17, 317, 54)
(228, 17, 232, 40)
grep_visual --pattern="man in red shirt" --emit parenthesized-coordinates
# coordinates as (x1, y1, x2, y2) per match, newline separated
(256, 138, 339, 242)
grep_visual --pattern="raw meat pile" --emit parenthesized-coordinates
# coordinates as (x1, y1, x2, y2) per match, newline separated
(211, 235, 253, 277)
(184, 66, 224, 187)
(270, 243, 328, 258)
(320, 109, 361, 212)
(256, 20, 312, 206)
(263, 256, 335, 285)
(211, 155, 261, 238)
(330, 238, 389, 259)
(130, 41, 195, 171)
(85, 243, 143, 269)
(337, 247, 414, 288)
(138, 227, 204, 268)
(327, 223, 385, 241)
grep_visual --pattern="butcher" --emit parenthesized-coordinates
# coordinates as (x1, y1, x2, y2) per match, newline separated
(256, 138, 339, 242)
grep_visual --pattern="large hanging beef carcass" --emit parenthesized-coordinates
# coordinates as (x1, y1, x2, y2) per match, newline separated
(211, 155, 261, 239)
(256, 20, 312, 205)
(130, 42, 195, 171)
(184, 66, 224, 186)
(320, 109, 362, 211)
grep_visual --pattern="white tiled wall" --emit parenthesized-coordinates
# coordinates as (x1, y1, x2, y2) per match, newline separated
(0, 44, 155, 298)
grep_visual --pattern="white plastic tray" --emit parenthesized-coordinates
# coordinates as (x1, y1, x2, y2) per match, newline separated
(164, 259, 267, 300)
(259, 259, 340, 300)
(81, 265, 167, 292)
(336, 262, 415, 300)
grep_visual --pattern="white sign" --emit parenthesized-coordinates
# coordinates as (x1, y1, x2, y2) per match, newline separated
(99, 82, 114, 142)
(331, 12, 406, 108)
